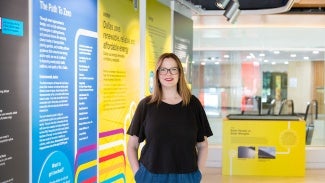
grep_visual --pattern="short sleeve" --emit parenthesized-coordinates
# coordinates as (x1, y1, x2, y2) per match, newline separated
(126, 96, 150, 143)
(191, 95, 213, 142)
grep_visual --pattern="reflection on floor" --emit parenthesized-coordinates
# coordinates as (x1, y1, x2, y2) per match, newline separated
(202, 167, 325, 183)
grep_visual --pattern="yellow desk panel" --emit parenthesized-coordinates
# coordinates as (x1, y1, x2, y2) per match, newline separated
(222, 119, 305, 176)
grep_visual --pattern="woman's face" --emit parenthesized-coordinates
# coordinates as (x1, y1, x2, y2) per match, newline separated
(158, 57, 179, 89)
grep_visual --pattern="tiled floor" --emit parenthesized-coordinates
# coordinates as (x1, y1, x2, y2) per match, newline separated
(202, 167, 325, 183)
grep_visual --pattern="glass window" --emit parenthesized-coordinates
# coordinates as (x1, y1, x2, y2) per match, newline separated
(191, 25, 325, 146)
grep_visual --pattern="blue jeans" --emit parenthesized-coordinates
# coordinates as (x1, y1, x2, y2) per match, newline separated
(134, 164, 202, 183)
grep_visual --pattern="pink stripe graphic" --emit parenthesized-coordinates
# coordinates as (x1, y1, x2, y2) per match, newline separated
(99, 128, 124, 138)
(81, 176, 97, 183)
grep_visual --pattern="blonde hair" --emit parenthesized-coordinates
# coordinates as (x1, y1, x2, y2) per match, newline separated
(149, 53, 192, 106)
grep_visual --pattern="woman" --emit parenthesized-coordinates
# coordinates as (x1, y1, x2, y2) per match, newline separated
(127, 53, 213, 182)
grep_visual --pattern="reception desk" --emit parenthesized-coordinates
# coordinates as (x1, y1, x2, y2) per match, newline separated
(222, 115, 306, 176)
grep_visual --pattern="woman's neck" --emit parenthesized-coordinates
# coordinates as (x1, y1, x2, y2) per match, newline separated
(162, 90, 182, 104)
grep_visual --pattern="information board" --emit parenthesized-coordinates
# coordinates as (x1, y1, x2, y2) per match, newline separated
(31, 0, 98, 182)
(222, 119, 306, 176)
(0, 0, 29, 182)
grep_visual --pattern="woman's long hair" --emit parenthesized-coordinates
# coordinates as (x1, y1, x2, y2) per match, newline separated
(149, 53, 192, 106)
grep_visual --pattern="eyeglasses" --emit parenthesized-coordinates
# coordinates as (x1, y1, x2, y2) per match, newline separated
(158, 67, 179, 75)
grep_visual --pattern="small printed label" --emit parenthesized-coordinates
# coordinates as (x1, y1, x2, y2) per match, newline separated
(2, 18, 24, 37)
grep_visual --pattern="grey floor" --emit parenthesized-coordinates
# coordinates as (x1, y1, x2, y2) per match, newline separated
(201, 167, 325, 183)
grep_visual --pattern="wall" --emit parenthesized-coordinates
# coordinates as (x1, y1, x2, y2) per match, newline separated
(288, 61, 313, 113)
(0, 0, 29, 182)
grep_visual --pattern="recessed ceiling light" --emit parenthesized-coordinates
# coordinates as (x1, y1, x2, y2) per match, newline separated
(284, 61, 289, 64)
(273, 51, 280, 54)
(271, 62, 276, 65)
(259, 53, 265, 57)
(290, 54, 296, 57)
(313, 50, 319, 54)
(264, 59, 268, 63)
(201, 62, 206, 65)
(224, 54, 230, 58)
(215, 62, 220, 65)
(303, 56, 309, 60)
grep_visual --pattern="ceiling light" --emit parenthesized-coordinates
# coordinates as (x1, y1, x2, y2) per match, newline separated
(304, 56, 309, 60)
(290, 54, 296, 57)
(224, 54, 230, 58)
(313, 50, 319, 54)
(228, 8, 240, 24)
(223, 0, 240, 23)
(273, 50, 280, 54)
(259, 53, 265, 57)
(215, 0, 231, 9)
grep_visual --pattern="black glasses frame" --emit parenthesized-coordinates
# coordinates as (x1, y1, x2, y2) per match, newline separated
(158, 67, 179, 75)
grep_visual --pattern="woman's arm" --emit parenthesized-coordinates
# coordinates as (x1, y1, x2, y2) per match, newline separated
(127, 135, 140, 174)
(196, 136, 209, 171)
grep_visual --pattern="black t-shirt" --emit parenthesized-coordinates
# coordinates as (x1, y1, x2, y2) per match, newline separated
(127, 95, 213, 174)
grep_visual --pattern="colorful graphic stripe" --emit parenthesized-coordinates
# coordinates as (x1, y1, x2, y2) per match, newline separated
(99, 162, 125, 175)
(74, 160, 97, 183)
(74, 144, 97, 174)
(99, 151, 126, 167)
(102, 173, 126, 183)
(99, 128, 124, 138)
(81, 176, 97, 183)
(98, 128, 127, 182)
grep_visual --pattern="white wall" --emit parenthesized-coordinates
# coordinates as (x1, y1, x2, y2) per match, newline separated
(288, 61, 313, 113)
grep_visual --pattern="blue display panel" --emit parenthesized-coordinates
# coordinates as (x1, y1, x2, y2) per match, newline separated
(31, 1, 97, 182)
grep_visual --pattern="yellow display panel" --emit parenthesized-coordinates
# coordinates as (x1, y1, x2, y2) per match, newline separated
(99, 0, 140, 182)
(145, 0, 172, 95)
(222, 119, 306, 176)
